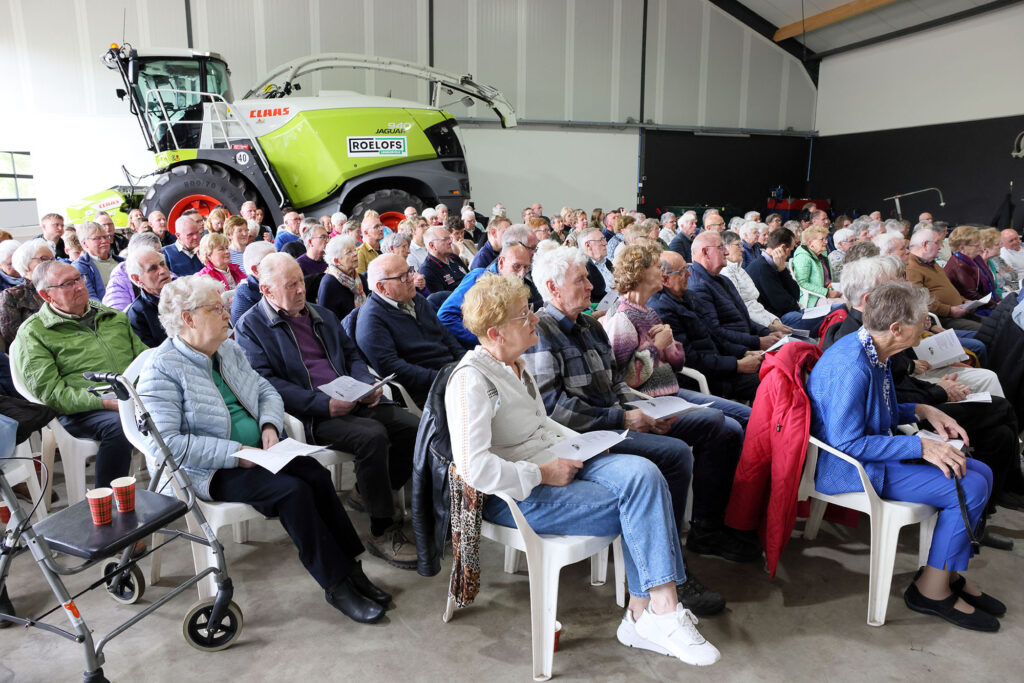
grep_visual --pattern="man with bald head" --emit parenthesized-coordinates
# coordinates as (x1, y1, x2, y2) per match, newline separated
(687, 231, 781, 351)
(162, 215, 203, 276)
(147, 210, 176, 247)
(355, 254, 465, 405)
(357, 213, 384, 273)
(418, 226, 468, 293)
(235, 253, 419, 569)
(999, 229, 1024, 274)
(906, 227, 982, 331)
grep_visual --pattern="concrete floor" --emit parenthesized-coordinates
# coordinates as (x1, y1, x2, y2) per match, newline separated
(2, 465, 1022, 683)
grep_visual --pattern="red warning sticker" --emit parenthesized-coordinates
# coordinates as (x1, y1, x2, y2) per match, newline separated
(63, 601, 81, 620)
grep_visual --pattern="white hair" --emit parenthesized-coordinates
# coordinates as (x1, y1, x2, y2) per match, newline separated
(680, 210, 697, 222)
(301, 220, 327, 247)
(841, 255, 906, 309)
(331, 211, 348, 226)
(325, 234, 357, 267)
(125, 246, 164, 279)
(491, 204, 506, 217)
(78, 220, 104, 239)
(833, 227, 855, 247)
(744, 211, 760, 221)
(422, 208, 437, 220)
(532, 246, 588, 301)
(0, 239, 23, 269)
(158, 275, 226, 338)
(739, 220, 760, 241)
(12, 239, 50, 276)
(246, 218, 260, 238)
(884, 219, 903, 234)
(501, 225, 532, 250)
(728, 216, 745, 231)
(381, 232, 410, 254)
(242, 241, 276, 278)
(866, 220, 884, 238)
(873, 231, 904, 256)
(909, 227, 937, 249)
(659, 212, 676, 225)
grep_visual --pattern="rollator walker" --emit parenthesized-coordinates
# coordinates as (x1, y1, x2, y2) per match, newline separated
(0, 371, 243, 682)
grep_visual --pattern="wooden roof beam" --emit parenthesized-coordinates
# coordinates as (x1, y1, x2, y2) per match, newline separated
(773, 0, 902, 42)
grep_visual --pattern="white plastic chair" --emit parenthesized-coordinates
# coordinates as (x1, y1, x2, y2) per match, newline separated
(444, 491, 625, 681)
(798, 435, 938, 626)
(369, 365, 423, 417)
(117, 349, 268, 599)
(9, 339, 101, 506)
(678, 367, 710, 394)
(1, 440, 47, 523)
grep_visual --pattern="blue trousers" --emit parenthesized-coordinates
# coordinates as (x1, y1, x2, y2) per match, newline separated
(484, 453, 687, 597)
(676, 388, 752, 428)
(58, 409, 132, 489)
(880, 459, 992, 572)
(781, 310, 825, 333)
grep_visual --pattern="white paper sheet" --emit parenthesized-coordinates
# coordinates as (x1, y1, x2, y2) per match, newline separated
(595, 289, 619, 313)
(959, 392, 992, 403)
(548, 430, 628, 462)
(916, 429, 965, 452)
(233, 438, 327, 474)
(626, 396, 712, 420)
(801, 303, 832, 319)
(317, 373, 395, 402)
(789, 327, 811, 338)
(913, 329, 967, 368)
(766, 334, 811, 352)
(960, 293, 992, 312)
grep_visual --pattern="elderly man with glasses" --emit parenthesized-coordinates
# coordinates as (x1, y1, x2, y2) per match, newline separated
(73, 220, 124, 301)
(12, 260, 146, 488)
(354, 254, 466, 406)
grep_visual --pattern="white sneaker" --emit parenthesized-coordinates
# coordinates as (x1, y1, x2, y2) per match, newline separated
(633, 605, 721, 666)
(616, 609, 670, 656)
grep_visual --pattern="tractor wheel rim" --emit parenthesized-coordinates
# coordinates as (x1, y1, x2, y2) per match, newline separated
(167, 194, 220, 233)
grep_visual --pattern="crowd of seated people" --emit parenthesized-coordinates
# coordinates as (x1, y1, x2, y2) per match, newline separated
(1, 199, 1020, 656)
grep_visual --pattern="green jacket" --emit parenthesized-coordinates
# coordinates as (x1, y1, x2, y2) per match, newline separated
(790, 245, 829, 307)
(13, 301, 147, 414)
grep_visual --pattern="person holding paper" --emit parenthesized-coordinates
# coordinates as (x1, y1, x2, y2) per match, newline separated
(235, 254, 420, 570)
(447, 274, 721, 667)
(139, 275, 392, 624)
(906, 227, 984, 330)
(809, 281, 1001, 632)
(944, 226, 998, 314)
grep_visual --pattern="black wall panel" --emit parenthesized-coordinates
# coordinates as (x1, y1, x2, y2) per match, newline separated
(808, 114, 1024, 227)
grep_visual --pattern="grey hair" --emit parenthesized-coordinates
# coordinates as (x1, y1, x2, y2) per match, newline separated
(257, 252, 301, 287)
(909, 227, 937, 248)
(157, 275, 226, 338)
(242, 241, 276, 277)
(125, 246, 164, 279)
(424, 226, 449, 246)
(884, 219, 903, 234)
(175, 215, 195, 234)
(744, 210, 760, 220)
(501, 224, 532, 250)
(301, 220, 327, 247)
(13, 238, 50, 275)
(833, 227, 855, 246)
(31, 258, 72, 290)
(728, 216, 745, 231)
(127, 231, 162, 251)
(680, 210, 697, 222)
(78, 220, 104, 239)
(381, 232, 410, 254)
(739, 220, 760, 241)
(720, 230, 741, 247)
(0, 239, 22, 267)
(842, 241, 880, 266)
(866, 220, 884, 237)
(911, 221, 935, 237)
(783, 220, 801, 233)
(872, 231, 904, 256)
(862, 281, 931, 334)
(659, 212, 676, 225)
(330, 211, 348, 226)
(324, 234, 357, 266)
(841, 255, 899, 308)
(641, 218, 660, 233)
(532, 246, 588, 302)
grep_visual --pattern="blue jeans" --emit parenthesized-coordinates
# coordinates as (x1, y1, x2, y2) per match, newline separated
(609, 432, 692, 527)
(881, 458, 992, 572)
(781, 303, 844, 334)
(676, 388, 752, 428)
(484, 453, 687, 597)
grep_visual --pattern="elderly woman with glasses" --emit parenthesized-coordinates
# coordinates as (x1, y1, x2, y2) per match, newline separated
(138, 275, 392, 623)
(0, 239, 53, 348)
(446, 273, 721, 668)
(808, 280, 1000, 632)
(792, 225, 842, 308)
(198, 233, 246, 294)
(317, 234, 367, 321)
(945, 225, 999, 313)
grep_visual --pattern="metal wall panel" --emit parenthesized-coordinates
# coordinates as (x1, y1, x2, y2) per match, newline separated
(192, 0, 259, 97)
(522, 0, 567, 120)
(786, 67, 817, 133)
(703, 8, 744, 128)
(17, 0, 86, 116)
(473, 0, 519, 120)
(368, 0, 426, 103)
(570, 0, 616, 122)
(317, 0, 369, 94)
(616, 0, 642, 123)
(745, 35, 784, 130)
(645, 0, 703, 126)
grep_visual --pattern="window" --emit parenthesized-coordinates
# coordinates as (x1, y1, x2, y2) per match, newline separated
(0, 152, 34, 201)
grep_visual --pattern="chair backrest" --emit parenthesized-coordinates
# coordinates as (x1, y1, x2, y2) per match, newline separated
(117, 348, 156, 457)
(7, 338, 43, 406)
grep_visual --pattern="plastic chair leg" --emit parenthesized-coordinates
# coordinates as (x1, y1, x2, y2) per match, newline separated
(190, 533, 217, 600)
(917, 514, 937, 568)
(60, 446, 88, 506)
(590, 545, 609, 586)
(804, 498, 828, 540)
(613, 537, 626, 608)
(504, 547, 522, 574)
(232, 521, 250, 544)
(527, 555, 560, 682)
(149, 533, 163, 584)
(329, 463, 342, 492)
(40, 428, 56, 508)
(866, 511, 901, 627)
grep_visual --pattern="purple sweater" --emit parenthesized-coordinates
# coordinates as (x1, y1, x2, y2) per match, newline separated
(603, 299, 685, 397)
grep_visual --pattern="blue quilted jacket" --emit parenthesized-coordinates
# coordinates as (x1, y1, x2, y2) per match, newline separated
(137, 336, 284, 500)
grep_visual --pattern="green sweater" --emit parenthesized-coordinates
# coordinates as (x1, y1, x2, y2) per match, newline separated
(13, 301, 147, 414)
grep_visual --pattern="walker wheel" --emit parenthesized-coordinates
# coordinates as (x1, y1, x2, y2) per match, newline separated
(182, 598, 243, 652)
(103, 562, 145, 605)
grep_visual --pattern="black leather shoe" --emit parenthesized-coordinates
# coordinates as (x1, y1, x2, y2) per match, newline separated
(676, 569, 726, 617)
(350, 561, 392, 608)
(325, 578, 385, 624)
(904, 582, 999, 632)
(0, 586, 14, 629)
(979, 530, 1014, 551)
(685, 525, 762, 563)
(950, 575, 1006, 617)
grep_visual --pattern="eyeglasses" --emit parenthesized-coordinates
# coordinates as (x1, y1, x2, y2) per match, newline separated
(84, 234, 111, 242)
(29, 255, 54, 265)
(508, 305, 537, 327)
(585, 238, 607, 245)
(379, 266, 416, 283)
(43, 274, 84, 290)
(190, 303, 228, 315)
(664, 268, 688, 276)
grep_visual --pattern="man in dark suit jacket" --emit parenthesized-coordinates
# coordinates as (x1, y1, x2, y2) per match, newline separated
(650, 250, 761, 402)
(357, 254, 466, 406)
(745, 227, 826, 332)
(668, 210, 698, 263)
(687, 231, 779, 352)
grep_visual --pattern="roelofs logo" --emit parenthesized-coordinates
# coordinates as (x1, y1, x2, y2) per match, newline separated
(347, 136, 408, 157)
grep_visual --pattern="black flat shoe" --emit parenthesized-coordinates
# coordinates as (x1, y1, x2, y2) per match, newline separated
(979, 530, 1014, 551)
(950, 575, 1006, 617)
(350, 560, 392, 608)
(904, 582, 999, 632)
(0, 586, 14, 629)
(325, 578, 385, 624)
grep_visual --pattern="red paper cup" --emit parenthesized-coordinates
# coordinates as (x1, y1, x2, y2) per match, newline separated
(553, 620, 563, 652)
(111, 476, 136, 513)
(0, 502, 10, 525)
(86, 488, 114, 525)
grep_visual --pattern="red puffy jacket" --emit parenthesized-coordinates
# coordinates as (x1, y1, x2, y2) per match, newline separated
(724, 341, 821, 577)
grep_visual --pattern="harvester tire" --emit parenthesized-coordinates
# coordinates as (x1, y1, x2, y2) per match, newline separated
(142, 162, 257, 230)
(350, 189, 424, 220)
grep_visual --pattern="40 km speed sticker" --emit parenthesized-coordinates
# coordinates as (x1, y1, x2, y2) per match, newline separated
(347, 136, 408, 157)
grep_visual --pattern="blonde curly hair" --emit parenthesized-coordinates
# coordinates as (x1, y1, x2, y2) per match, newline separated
(462, 273, 530, 338)
(613, 243, 661, 293)
(198, 232, 230, 264)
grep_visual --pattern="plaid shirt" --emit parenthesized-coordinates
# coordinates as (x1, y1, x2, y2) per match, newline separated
(522, 303, 637, 432)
